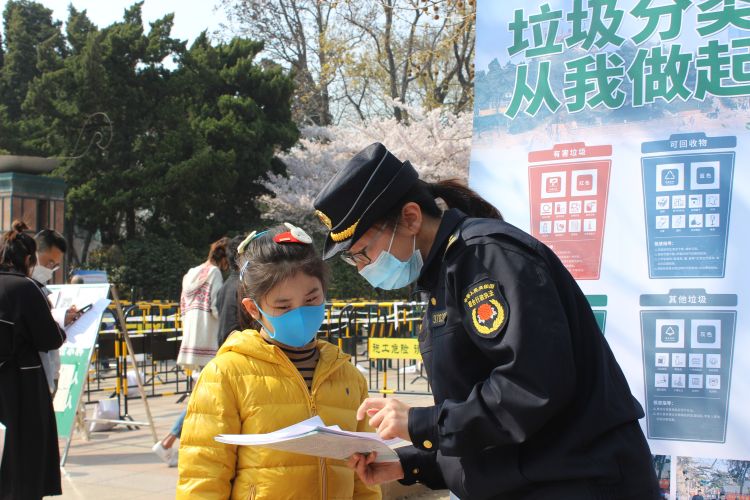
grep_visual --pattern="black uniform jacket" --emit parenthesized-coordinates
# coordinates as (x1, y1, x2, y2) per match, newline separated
(0, 270, 66, 499)
(396, 210, 659, 499)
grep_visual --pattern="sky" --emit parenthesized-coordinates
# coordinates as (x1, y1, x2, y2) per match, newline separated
(0, 0, 231, 45)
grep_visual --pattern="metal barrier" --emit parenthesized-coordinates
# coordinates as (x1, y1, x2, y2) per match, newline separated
(320, 301, 430, 396)
(85, 302, 192, 407)
(83, 300, 431, 403)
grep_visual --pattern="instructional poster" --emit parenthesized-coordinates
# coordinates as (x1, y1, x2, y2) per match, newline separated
(471, 1, 750, 497)
(528, 142, 612, 279)
(641, 133, 735, 278)
(47, 284, 110, 440)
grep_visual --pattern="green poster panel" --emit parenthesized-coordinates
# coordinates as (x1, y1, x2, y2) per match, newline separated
(592, 310, 607, 333)
(54, 344, 97, 437)
(46, 284, 110, 461)
(586, 295, 608, 334)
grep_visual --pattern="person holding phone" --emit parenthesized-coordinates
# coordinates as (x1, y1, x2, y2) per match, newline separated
(32, 228, 77, 395)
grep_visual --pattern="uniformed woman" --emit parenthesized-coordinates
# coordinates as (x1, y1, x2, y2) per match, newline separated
(313, 143, 660, 499)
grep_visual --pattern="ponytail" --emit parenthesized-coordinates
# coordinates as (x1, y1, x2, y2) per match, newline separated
(0, 220, 37, 274)
(382, 179, 503, 224)
(429, 179, 503, 220)
(208, 237, 230, 268)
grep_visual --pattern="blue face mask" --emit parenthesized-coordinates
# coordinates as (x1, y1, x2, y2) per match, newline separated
(359, 225, 423, 290)
(254, 301, 326, 348)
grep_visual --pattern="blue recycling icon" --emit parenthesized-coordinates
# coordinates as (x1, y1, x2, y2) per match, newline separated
(661, 168, 679, 187)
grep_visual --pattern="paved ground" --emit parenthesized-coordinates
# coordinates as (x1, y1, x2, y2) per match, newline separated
(52, 364, 449, 499)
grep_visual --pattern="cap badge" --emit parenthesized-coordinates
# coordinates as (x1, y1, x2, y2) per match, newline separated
(315, 210, 332, 230)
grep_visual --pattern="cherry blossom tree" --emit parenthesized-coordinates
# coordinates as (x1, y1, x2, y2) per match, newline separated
(259, 103, 471, 228)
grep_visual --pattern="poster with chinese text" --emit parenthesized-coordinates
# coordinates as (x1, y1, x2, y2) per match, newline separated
(471, 1, 750, 496)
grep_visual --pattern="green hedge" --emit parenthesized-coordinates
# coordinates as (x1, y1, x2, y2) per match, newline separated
(87, 238, 200, 301)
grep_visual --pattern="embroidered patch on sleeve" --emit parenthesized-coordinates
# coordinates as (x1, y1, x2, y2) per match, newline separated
(462, 279, 508, 339)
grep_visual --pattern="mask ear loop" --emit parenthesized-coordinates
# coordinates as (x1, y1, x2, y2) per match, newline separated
(252, 299, 277, 339)
(385, 217, 400, 253)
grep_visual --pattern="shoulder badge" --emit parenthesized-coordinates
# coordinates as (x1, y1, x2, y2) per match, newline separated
(462, 279, 508, 339)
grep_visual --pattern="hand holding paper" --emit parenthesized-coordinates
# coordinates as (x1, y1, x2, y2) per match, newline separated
(347, 450, 405, 486)
(215, 416, 407, 463)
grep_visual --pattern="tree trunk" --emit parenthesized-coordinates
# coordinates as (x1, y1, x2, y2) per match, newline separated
(80, 230, 93, 264)
(383, 0, 402, 122)
(126, 207, 136, 240)
(315, 1, 332, 126)
(63, 217, 79, 268)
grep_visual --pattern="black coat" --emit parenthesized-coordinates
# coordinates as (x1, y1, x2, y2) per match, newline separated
(0, 270, 66, 499)
(216, 271, 241, 346)
(395, 210, 659, 499)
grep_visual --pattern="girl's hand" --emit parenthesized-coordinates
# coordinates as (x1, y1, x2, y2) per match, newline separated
(357, 397, 411, 442)
(347, 452, 404, 486)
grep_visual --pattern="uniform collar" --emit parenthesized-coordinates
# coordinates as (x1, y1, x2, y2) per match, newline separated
(417, 208, 468, 291)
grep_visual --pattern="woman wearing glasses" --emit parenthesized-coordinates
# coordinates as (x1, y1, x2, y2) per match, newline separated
(313, 143, 659, 500)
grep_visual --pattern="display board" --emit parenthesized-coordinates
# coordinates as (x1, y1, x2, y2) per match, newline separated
(47, 285, 110, 446)
(471, 1, 750, 495)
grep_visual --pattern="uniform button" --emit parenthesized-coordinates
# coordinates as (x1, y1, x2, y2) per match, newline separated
(412, 468, 420, 475)
(422, 440, 433, 449)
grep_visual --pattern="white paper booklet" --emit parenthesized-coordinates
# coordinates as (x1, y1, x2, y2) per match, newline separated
(215, 416, 406, 462)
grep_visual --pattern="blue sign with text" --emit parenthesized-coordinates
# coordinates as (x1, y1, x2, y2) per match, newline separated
(640, 290, 737, 443)
(641, 133, 735, 278)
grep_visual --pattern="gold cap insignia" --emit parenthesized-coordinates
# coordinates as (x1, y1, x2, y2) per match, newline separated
(315, 210, 332, 230)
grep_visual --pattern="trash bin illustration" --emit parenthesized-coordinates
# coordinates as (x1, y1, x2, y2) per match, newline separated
(529, 142, 612, 280)
(641, 133, 735, 278)
(640, 289, 737, 443)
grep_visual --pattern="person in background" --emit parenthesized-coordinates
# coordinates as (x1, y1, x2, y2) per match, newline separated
(0, 221, 66, 499)
(216, 234, 247, 346)
(153, 237, 229, 467)
(32, 228, 74, 396)
(176, 223, 380, 499)
(176, 237, 229, 370)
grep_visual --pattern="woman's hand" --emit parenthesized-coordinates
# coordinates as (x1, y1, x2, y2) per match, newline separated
(357, 397, 411, 441)
(347, 452, 404, 486)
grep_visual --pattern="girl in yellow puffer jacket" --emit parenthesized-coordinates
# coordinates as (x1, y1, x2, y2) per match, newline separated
(176, 223, 381, 500)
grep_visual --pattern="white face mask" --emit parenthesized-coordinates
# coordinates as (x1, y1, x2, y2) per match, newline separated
(358, 224, 423, 290)
(31, 264, 56, 284)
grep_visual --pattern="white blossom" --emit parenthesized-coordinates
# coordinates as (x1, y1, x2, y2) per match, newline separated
(260, 105, 472, 228)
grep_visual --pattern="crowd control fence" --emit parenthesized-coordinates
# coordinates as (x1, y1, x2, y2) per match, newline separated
(82, 300, 431, 410)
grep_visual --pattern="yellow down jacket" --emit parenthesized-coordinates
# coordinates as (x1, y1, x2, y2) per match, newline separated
(176, 329, 381, 500)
